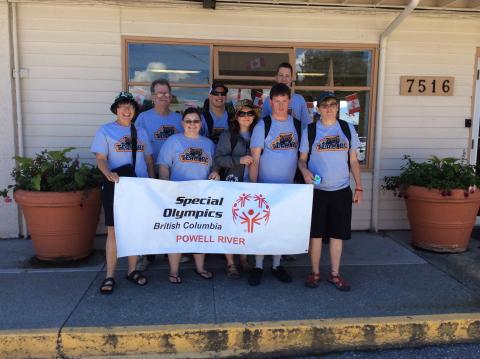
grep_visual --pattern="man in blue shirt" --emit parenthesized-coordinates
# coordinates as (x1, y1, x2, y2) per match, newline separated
(201, 81, 232, 144)
(248, 83, 299, 286)
(261, 62, 311, 129)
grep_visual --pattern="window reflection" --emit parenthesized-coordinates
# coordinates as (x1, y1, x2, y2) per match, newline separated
(296, 49, 371, 87)
(128, 44, 210, 84)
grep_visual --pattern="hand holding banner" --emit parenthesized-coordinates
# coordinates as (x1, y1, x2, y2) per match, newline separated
(114, 178, 313, 257)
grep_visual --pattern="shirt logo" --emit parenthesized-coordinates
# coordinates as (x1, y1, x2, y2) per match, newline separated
(180, 147, 209, 165)
(232, 193, 271, 233)
(269, 133, 297, 150)
(315, 135, 348, 152)
(154, 125, 177, 140)
(114, 136, 145, 152)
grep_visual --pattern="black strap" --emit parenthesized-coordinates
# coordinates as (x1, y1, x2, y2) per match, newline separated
(306, 122, 316, 164)
(130, 124, 137, 171)
(203, 110, 214, 137)
(263, 115, 302, 141)
(230, 133, 239, 153)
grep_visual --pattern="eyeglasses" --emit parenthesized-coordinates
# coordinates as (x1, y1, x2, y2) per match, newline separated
(237, 110, 255, 117)
(184, 119, 201, 124)
(211, 91, 226, 97)
(319, 102, 338, 109)
(153, 92, 171, 98)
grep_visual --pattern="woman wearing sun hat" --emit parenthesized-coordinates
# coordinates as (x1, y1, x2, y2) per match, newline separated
(91, 91, 155, 294)
(214, 99, 258, 279)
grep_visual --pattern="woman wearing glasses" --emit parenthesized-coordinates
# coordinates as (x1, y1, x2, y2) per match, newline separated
(214, 99, 258, 279)
(157, 107, 220, 284)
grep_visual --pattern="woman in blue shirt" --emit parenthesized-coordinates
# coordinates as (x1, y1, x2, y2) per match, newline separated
(158, 107, 220, 284)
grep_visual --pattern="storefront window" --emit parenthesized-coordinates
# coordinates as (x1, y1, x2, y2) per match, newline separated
(128, 43, 210, 85)
(295, 49, 372, 87)
(125, 39, 376, 166)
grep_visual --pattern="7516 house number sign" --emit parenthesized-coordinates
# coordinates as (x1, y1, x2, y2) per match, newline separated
(400, 76, 454, 96)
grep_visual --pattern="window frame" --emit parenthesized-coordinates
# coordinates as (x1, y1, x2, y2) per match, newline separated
(122, 36, 378, 169)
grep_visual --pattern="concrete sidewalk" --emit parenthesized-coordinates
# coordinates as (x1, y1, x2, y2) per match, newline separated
(1, 231, 479, 358)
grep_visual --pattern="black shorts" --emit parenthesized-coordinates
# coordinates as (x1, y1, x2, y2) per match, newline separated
(310, 187, 352, 240)
(101, 182, 115, 227)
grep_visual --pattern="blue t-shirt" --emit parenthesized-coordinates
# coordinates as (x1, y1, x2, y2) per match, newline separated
(90, 121, 152, 178)
(261, 93, 311, 129)
(299, 120, 360, 191)
(250, 116, 299, 184)
(201, 110, 229, 141)
(157, 133, 215, 181)
(135, 109, 183, 160)
(240, 131, 251, 182)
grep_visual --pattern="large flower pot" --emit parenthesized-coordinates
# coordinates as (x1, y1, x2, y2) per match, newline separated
(14, 188, 101, 261)
(405, 185, 480, 253)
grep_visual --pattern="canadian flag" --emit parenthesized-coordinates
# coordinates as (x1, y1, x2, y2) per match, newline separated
(130, 86, 148, 106)
(345, 93, 361, 115)
(253, 90, 264, 108)
(246, 57, 266, 71)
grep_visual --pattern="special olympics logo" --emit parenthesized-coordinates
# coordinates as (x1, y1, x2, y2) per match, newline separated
(232, 193, 271, 233)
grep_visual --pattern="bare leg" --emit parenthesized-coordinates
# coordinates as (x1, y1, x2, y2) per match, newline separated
(105, 226, 117, 278)
(127, 256, 138, 275)
(193, 253, 206, 272)
(168, 253, 181, 276)
(309, 237, 322, 274)
(225, 254, 235, 267)
(329, 238, 343, 275)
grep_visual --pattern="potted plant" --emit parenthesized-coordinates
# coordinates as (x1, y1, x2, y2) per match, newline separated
(1, 148, 103, 261)
(383, 155, 480, 253)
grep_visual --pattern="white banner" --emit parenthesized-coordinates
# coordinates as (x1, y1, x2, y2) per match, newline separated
(114, 178, 313, 257)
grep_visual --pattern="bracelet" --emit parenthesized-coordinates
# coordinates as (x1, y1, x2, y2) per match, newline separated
(355, 188, 363, 192)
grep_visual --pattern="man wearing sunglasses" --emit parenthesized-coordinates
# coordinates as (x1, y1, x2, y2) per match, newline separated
(261, 62, 311, 129)
(202, 81, 233, 144)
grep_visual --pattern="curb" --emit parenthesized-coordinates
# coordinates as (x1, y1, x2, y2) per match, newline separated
(2, 313, 480, 358)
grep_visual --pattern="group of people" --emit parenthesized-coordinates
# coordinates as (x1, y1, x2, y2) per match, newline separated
(91, 62, 363, 295)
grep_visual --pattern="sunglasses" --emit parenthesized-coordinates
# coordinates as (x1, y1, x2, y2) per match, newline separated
(211, 91, 227, 97)
(184, 119, 201, 124)
(237, 110, 255, 118)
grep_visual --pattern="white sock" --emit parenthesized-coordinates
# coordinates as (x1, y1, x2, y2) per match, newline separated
(255, 255, 264, 269)
(272, 255, 282, 269)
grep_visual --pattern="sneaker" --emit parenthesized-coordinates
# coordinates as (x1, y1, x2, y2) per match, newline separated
(304, 272, 321, 288)
(248, 268, 263, 286)
(327, 274, 351, 292)
(271, 265, 292, 283)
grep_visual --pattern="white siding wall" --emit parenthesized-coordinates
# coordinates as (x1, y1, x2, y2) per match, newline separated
(1, 2, 477, 237)
(379, 16, 480, 229)
(0, 1, 19, 238)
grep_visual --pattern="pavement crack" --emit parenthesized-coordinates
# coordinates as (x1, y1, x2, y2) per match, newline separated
(55, 263, 105, 359)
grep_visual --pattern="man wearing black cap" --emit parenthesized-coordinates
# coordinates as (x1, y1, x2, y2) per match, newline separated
(298, 92, 363, 292)
(202, 81, 233, 144)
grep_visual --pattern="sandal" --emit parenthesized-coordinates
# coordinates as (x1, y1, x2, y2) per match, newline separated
(304, 272, 321, 288)
(168, 274, 182, 284)
(226, 264, 240, 280)
(99, 277, 115, 295)
(327, 273, 350, 292)
(194, 269, 214, 280)
(126, 270, 148, 286)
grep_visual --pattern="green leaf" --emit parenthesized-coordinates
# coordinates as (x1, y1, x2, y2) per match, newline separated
(31, 175, 41, 191)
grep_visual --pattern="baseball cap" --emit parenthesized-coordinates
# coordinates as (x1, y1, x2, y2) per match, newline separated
(316, 92, 338, 104)
(210, 80, 228, 94)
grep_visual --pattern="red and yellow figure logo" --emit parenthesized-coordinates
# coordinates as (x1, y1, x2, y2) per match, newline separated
(232, 193, 271, 233)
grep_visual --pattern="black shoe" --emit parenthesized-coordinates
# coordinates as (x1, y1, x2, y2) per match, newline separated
(248, 268, 263, 286)
(271, 265, 292, 283)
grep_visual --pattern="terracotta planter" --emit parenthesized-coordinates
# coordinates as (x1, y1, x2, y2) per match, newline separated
(405, 185, 480, 253)
(14, 188, 101, 261)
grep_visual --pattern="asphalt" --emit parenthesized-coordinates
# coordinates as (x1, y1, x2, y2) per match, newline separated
(1, 231, 480, 358)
